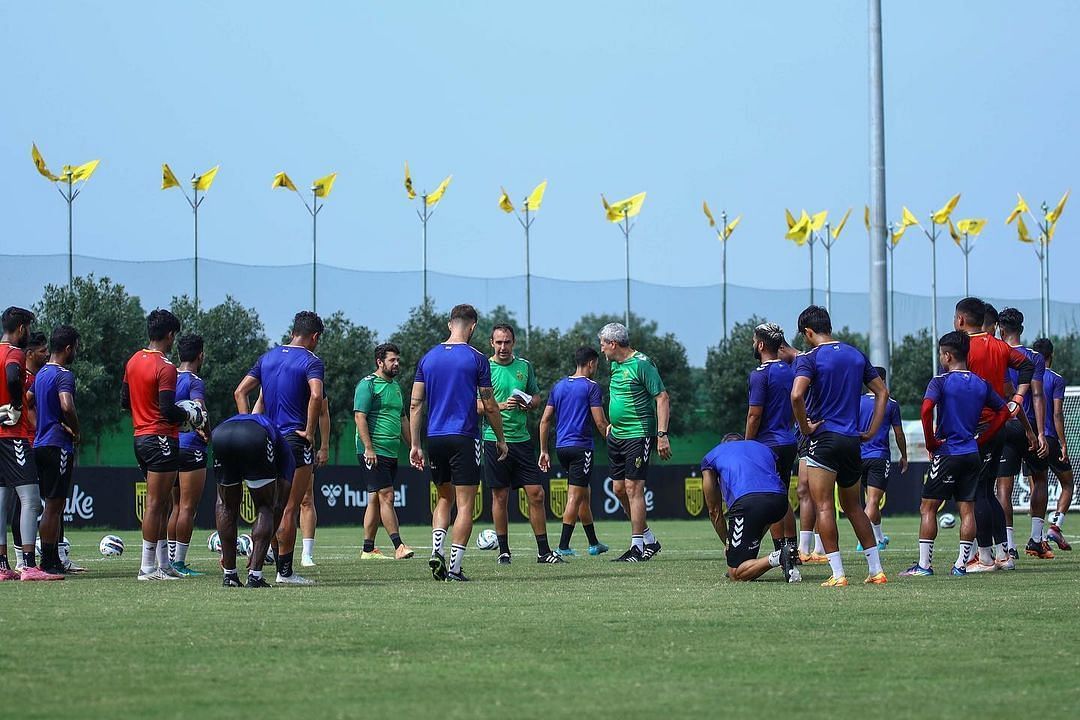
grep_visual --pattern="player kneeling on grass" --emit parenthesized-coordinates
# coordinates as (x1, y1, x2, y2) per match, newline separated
(902, 331, 1011, 578)
(212, 414, 294, 588)
(701, 435, 800, 583)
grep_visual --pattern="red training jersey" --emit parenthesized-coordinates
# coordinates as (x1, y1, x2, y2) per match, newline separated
(966, 332, 1032, 423)
(124, 349, 179, 437)
(0, 343, 31, 440)
(18, 370, 35, 441)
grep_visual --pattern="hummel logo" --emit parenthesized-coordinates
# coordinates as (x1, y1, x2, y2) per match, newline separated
(731, 516, 745, 547)
(157, 436, 172, 456)
(474, 440, 482, 466)
(321, 484, 343, 507)
(59, 449, 69, 474)
(809, 440, 819, 455)
(265, 439, 274, 463)
(584, 451, 593, 474)
(304, 447, 313, 464)
(193, 450, 204, 462)
(643, 438, 651, 462)
(929, 457, 942, 480)
(13, 440, 26, 467)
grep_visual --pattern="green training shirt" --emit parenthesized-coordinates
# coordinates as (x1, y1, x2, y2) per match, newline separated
(482, 356, 540, 443)
(607, 351, 666, 439)
(353, 373, 405, 458)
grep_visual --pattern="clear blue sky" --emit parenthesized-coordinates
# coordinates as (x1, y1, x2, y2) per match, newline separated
(3, 1, 1077, 304)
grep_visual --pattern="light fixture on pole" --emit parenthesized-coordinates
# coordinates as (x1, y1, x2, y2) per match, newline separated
(820, 208, 852, 313)
(703, 202, 741, 339)
(498, 180, 547, 349)
(405, 162, 451, 305)
(1007, 191, 1069, 337)
(948, 217, 987, 297)
(784, 209, 828, 306)
(162, 163, 219, 317)
(31, 143, 100, 293)
(602, 192, 647, 331)
(273, 170, 338, 311)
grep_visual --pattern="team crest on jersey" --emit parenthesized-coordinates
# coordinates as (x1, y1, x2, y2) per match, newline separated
(518, 488, 530, 519)
(549, 478, 568, 516)
(134, 480, 147, 522)
(240, 486, 257, 524)
(515, 371, 524, 382)
(685, 477, 704, 517)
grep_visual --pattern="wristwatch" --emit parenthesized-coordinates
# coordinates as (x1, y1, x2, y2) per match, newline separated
(657, 431, 669, 438)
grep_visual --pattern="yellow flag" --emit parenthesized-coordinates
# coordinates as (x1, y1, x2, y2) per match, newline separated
(931, 193, 961, 224)
(31, 144, 59, 181)
(785, 208, 797, 230)
(891, 223, 907, 246)
(272, 171, 297, 192)
(1006, 193, 1029, 224)
(313, 172, 338, 198)
(832, 208, 852, 240)
(404, 162, 416, 200)
(864, 205, 870, 232)
(1046, 190, 1070, 225)
(723, 215, 742, 240)
(956, 218, 986, 236)
(785, 215, 812, 245)
(162, 163, 180, 190)
(1017, 215, 1033, 243)
(948, 219, 961, 245)
(605, 192, 646, 222)
(901, 206, 920, 228)
(498, 187, 514, 213)
(703, 201, 716, 227)
(194, 165, 220, 192)
(426, 175, 451, 205)
(70, 159, 99, 183)
(526, 180, 547, 211)
(810, 210, 828, 232)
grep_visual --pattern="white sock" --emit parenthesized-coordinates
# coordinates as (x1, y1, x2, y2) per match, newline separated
(643, 527, 656, 544)
(223, 566, 237, 576)
(1049, 510, 1065, 528)
(156, 540, 169, 567)
(431, 528, 446, 557)
(768, 550, 781, 568)
(872, 523, 885, 544)
(1006, 526, 1015, 550)
(995, 543, 1007, 561)
(813, 533, 825, 554)
(58, 541, 69, 563)
(978, 546, 993, 565)
(302, 537, 315, 557)
(631, 534, 644, 552)
(864, 545, 883, 575)
(175, 542, 189, 564)
(798, 530, 813, 554)
(449, 543, 465, 574)
(918, 539, 934, 569)
(826, 551, 845, 578)
(1031, 517, 1044, 543)
(167, 540, 177, 562)
(956, 541, 973, 569)
(249, 569, 262, 579)
(141, 540, 157, 574)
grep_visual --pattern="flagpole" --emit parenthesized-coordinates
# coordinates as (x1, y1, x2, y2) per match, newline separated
(623, 209, 631, 330)
(193, 184, 201, 317)
(721, 210, 728, 340)
(809, 233, 815, 306)
(1041, 203, 1051, 337)
(962, 232, 970, 297)
(524, 202, 532, 349)
(824, 222, 832, 312)
(887, 237, 895, 353)
(66, 175, 74, 290)
(929, 216, 938, 375)
(312, 186, 319, 311)
(420, 195, 429, 305)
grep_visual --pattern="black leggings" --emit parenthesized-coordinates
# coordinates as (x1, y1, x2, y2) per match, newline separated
(975, 434, 1007, 547)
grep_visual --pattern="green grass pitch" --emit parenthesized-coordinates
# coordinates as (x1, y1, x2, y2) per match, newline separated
(3, 517, 1078, 720)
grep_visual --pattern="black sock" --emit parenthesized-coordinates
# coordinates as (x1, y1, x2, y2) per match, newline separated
(390, 533, 403, 549)
(42, 543, 59, 567)
(277, 551, 293, 577)
(773, 538, 784, 551)
(785, 536, 797, 548)
(535, 534, 551, 556)
(559, 523, 574, 550)
(583, 523, 599, 545)
(0, 555, 8, 570)
(497, 534, 510, 556)
(23, 549, 36, 568)
(363, 539, 375, 553)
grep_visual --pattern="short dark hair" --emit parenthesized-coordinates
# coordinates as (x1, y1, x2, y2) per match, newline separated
(753, 322, 785, 354)
(874, 366, 887, 385)
(797, 305, 832, 335)
(147, 309, 181, 341)
(939, 330, 970, 361)
(450, 304, 478, 324)
(997, 307, 1024, 335)
(1, 306, 35, 334)
(49, 325, 80, 353)
(955, 297, 986, 328)
(292, 311, 324, 337)
(982, 303, 999, 325)
(574, 346, 599, 367)
(375, 342, 400, 363)
(490, 323, 515, 341)
(1033, 337, 1053, 362)
(178, 334, 204, 362)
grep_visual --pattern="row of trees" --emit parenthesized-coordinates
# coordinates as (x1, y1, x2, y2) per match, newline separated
(30, 275, 1080, 462)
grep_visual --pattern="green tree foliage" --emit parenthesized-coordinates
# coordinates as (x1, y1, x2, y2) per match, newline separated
(308, 311, 378, 461)
(889, 330, 933, 410)
(33, 276, 145, 462)
(703, 317, 764, 436)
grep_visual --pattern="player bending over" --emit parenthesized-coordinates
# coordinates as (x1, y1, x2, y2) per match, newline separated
(1033, 338, 1073, 552)
(856, 366, 907, 552)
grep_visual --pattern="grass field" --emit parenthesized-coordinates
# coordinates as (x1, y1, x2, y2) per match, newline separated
(3, 517, 1079, 720)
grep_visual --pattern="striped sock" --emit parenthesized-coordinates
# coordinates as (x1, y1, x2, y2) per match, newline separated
(918, 539, 934, 569)
(631, 534, 644, 553)
(449, 544, 465, 574)
(167, 540, 177, 563)
(431, 528, 446, 557)
(956, 541, 973, 569)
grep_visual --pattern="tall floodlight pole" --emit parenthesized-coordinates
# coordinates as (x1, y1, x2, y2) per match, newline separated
(602, 192, 646, 331)
(273, 170, 338, 311)
(703, 202, 741, 339)
(885, 222, 898, 352)
(162, 163, 218, 316)
(31, 144, 100, 294)
(949, 218, 986, 297)
(785, 210, 827, 306)
(499, 182, 548, 348)
(406, 163, 451, 306)
(868, 0, 890, 369)
(1008, 191, 1069, 337)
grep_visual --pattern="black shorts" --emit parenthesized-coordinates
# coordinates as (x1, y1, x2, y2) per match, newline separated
(805, 431, 862, 488)
(359, 454, 398, 492)
(485, 441, 541, 489)
(1043, 437, 1074, 477)
(178, 446, 208, 473)
(608, 436, 653, 482)
(134, 435, 180, 475)
(924, 452, 981, 502)
(977, 430, 1005, 488)
(212, 420, 278, 488)
(771, 444, 797, 482)
(285, 432, 314, 468)
(0, 438, 37, 488)
(797, 434, 810, 460)
(861, 457, 890, 491)
(557, 447, 595, 488)
(725, 492, 789, 568)
(999, 420, 1047, 475)
(428, 435, 482, 487)
(35, 446, 73, 499)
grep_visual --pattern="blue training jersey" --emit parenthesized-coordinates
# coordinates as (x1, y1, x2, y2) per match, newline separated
(415, 343, 492, 438)
(747, 359, 795, 447)
(1043, 368, 1065, 440)
(794, 342, 879, 437)
(177, 370, 207, 450)
(547, 375, 603, 449)
(701, 440, 786, 506)
(858, 394, 901, 459)
(1005, 345, 1045, 427)
(924, 370, 1006, 455)
(215, 413, 295, 481)
(33, 363, 75, 451)
(247, 345, 325, 436)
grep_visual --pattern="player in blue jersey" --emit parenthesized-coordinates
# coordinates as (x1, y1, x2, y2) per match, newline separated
(1032, 338, 1074, 551)
(32, 325, 80, 575)
(212, 413, 295, 588)
(902, 331, 1011, 577)
(410, 304, 507, 582)
(538, 346, 611, 557)
(790, 305, 889, 587)
(855, 366, 907, 553)
(745, 322, 798, 556)
(165, 335, 209, 576)
(234, 311, 325, 585)
(700, 436, 800, 583)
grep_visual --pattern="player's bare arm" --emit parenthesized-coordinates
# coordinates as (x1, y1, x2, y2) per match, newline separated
(701, 469, 727, 544)
(790, 376, 821, 436)
(316, 396, 330, 467)
(538, 405, 554, 471)
(655, 390, 672, 460)
(299, 377, 324, 442)
(590, 406, 610, 440)
(355, 410, 376, 466)
(409, 381, 426, 470)
(234, 375, 260, 414)
(893, 421, 908, 474)
(59, 388, 80, 445)
(745, 405, 763, 440)
(479, 386, 509, 460)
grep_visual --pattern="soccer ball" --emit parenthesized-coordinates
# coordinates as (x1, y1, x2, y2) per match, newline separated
(476, 529, 498, 550)
(176, 399, 206, 432)
(237, 534, 253, 557)
(207, 531, 222, 553)
(939, 513, 957, 529)
(99, 535, 124, 557)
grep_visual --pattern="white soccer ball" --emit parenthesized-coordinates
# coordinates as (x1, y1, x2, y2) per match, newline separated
(99, 534, 124, 557)
(939, 513, 957, 529)
(237, 534, 253, 557)
(207, 531, 222, 553)
(476, 528, 498, 550)
(176, 399, 206, 432)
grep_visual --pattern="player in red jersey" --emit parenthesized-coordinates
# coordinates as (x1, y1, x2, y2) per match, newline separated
(9, 332, 48, 571)
(953, 298, 1036, 571)
(122, 310, 204, 581)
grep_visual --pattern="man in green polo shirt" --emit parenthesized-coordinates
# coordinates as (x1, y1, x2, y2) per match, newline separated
(354, 342, 414, 561)
(479, 324, 562, 565)
(598, 322, 672, 563)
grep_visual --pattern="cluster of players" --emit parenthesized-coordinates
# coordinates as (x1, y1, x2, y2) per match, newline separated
(0, 296, 1071, 586)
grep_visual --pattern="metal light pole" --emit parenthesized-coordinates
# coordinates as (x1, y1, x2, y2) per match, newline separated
(621, 209, 632, 329)
(721, 210, 728, 338)
(1041, 202, 1051, 337)
(823, 223, 833, 312)
(924, 217, 940, 374)
(419, 196, 431, 304)
(522, 202, 534, 347)
(32, 146, 100, 296)
(61, 173, 76, 289)
(867, 0, 890, 370)
(887, 227, 896, 352)
(273, 170, 334, 312)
